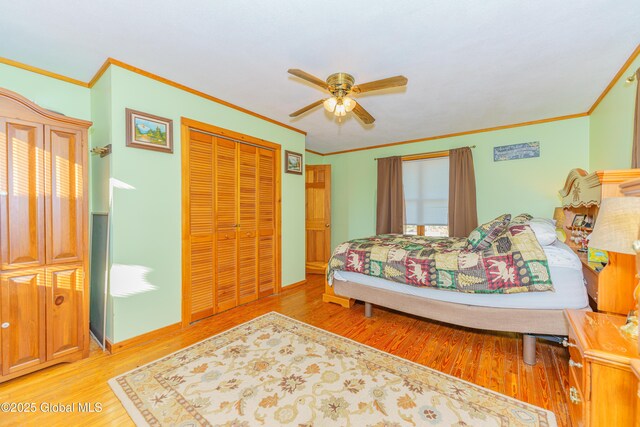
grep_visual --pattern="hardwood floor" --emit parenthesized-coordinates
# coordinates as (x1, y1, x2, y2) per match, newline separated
(0, 274, 571, 426)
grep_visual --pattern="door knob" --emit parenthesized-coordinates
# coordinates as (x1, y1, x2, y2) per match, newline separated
(1, 322, 9, 329)
(55, 296, 65, 306)
(325, 224, 330, 228)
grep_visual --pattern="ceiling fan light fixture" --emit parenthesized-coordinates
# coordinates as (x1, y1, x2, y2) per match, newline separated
(334, 103, 347, 116)
(342, 96, 356, 112)
(323, 97, 338, 112)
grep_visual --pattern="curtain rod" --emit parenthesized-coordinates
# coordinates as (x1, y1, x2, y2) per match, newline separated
(374, 145, 476, 160)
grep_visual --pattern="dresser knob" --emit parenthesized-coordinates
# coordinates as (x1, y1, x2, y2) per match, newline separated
(1, 322, 9, 329)
(562, 338, 577, 348)
(569, 359, 583, 369)
(569, 386, 581, 404)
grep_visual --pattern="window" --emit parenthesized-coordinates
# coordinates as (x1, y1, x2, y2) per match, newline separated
(402, 156, 449, 236)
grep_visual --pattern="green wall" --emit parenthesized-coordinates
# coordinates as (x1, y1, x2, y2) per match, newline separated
(305, 151, 325, 165)
(315, 118, 589, 249)
(107, 66, 306, 342)
(0, 64, 91, 120)
(589, 54, 640, 170)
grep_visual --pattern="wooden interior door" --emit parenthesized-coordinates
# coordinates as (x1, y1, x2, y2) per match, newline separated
(45, 265, 83, 360)
(257, 148, 276, 297)
(215, 137, 238, 312)
(0, 269, 46, 375)
(185, 130, 215, 323)
(44, 126, 83, 265)
(237, 144, 258, 305)
(305, 165, 331, 274)
(0, 118, 45, 271)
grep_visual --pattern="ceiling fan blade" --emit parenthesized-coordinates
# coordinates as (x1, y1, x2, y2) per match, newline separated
(352, 75, 408, 94)
(289, 99, 325, 117)
(288, 69, 328, 90)
(352, 103, 375, 124)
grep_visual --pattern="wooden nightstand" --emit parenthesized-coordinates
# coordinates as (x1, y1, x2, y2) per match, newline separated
(564, 309, 638, 426)
(631, 360, 640, 427)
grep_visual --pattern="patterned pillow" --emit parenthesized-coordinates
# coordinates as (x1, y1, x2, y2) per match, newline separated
(466, 214, 512, 251)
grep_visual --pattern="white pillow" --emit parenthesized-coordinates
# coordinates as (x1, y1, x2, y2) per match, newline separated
(528, 218, 557, 246)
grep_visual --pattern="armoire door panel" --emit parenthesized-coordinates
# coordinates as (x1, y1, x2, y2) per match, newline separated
(45, 126, 83, 264)
(215, 138, 238, 231)
(45, 265, 83, 360)
(0, 269, 46, 375)
(0, 119, 45, 270)
(216, 234, 237, 312)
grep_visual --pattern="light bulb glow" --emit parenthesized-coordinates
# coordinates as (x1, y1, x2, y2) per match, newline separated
(334, 103, 346, 116)
(323, 97, 337, 112)
(342, 96, 356, 112)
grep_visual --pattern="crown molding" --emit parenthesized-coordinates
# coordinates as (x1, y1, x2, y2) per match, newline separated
(0, 56, 306, 136)
(4, 44, 640, 152)
(0, 57, 88, 87)
(305, 148, 324, 156)
(319, 112, 588, 156)
(588, 43, 640, 115)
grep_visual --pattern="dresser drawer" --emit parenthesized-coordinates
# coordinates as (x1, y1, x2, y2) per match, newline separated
(569, 368, 586, 427)
(567, 329, 585, 388)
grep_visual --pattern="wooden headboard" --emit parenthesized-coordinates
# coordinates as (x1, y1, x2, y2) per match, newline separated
(558, 168, 640, 314)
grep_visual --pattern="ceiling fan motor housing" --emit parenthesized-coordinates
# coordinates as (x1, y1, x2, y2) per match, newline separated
(327, 73, 355, 97)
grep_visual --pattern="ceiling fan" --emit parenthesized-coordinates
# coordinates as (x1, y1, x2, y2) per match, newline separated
(288, 69, 408, 124)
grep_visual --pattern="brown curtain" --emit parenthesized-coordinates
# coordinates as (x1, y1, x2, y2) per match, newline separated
(376, 156, 405, 234)
(448, 147, 478, 237)
(633, 68, 640, 168)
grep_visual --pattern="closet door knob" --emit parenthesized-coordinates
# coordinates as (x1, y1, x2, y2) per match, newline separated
(55, 296, 65, 306)
(325, 224, 330, 228)
(1, 322, 9, 329)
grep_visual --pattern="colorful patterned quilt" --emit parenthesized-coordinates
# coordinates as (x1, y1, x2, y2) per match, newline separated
(328, 217, 554, 294)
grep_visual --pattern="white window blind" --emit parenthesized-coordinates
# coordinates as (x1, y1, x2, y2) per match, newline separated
(402, 157, 449, 225)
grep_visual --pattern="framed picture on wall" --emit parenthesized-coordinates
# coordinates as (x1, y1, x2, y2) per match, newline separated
(126, 108, 173, 153)
(285, 150, 303, 175)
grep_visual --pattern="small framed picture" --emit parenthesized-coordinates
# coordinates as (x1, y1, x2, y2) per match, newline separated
(571, 214, 585, 228)
(285, 150, 303, 175)
(126, 108, 173, 153)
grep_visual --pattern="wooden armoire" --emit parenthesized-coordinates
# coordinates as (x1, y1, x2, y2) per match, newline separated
(0, 88, 91, 382)
(182, 119, 280, 325)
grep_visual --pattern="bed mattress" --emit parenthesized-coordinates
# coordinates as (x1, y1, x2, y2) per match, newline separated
(333, 240, 588, 310)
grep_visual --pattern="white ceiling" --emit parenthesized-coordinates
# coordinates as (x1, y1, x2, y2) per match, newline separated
(1, 1, 639, 153)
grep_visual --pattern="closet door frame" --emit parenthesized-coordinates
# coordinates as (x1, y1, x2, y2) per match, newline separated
(180, 117, 282, 327)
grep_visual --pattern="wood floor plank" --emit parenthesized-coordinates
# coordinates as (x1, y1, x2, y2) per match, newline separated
(0, 274, 571, 426)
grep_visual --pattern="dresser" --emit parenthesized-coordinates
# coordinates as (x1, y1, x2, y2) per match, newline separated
(0, 88, 91, 382)
(565, 309, 638, 426)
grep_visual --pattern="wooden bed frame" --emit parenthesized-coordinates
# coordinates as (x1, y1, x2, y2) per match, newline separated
(330, 280, 590, 365)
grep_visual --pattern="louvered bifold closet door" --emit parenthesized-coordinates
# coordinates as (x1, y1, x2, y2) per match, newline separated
(257, 148, 276, 297)
(215, 138, 238, 312)
(237, 144, 258, 305)
(187, 130, 215, 322)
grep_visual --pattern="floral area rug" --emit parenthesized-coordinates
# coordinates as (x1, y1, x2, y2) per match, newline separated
(109, 312, 556, 426)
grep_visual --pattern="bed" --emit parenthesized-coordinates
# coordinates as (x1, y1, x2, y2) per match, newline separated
(327, 218, 591, 365)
